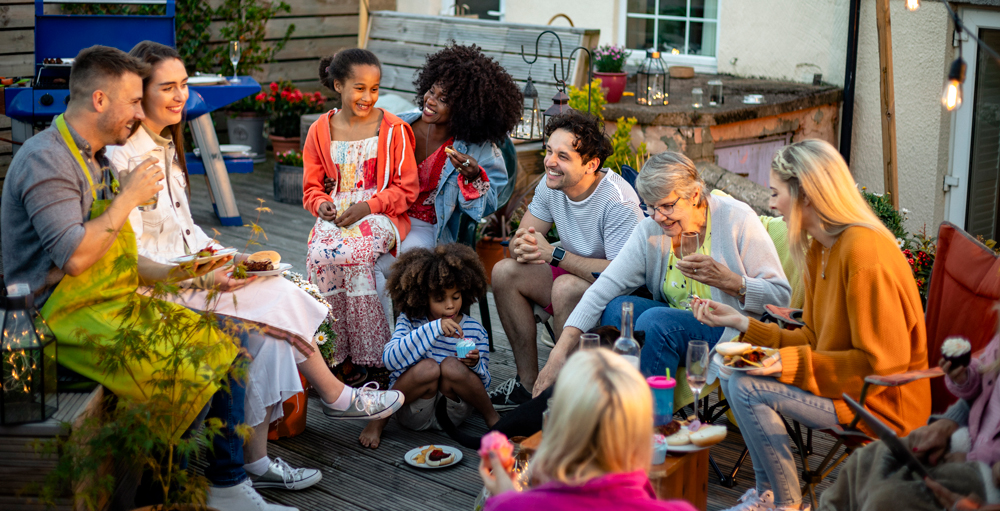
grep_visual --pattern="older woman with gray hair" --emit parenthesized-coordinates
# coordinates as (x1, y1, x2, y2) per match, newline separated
(552, 151, 791, 382)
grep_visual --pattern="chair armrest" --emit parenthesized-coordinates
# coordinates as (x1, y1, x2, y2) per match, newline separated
(864, 367, 944, 388)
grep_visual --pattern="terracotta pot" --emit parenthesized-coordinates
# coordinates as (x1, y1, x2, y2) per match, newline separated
(594, 71, 628, 103)
(269, 134, 302, 155)
(477, 236, 510, 286)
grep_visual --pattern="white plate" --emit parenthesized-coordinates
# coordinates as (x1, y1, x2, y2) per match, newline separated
(169, 247, 238, 265)
(404, 445, 463, 469)
(664, 426, 711, 453)
(187, 75, 227, 85)
(229, 262, 292, 278)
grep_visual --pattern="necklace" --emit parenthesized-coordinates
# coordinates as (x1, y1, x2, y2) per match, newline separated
(820, 246, 830, 279)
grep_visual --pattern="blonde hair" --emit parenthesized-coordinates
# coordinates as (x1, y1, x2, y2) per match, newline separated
(771, 139, 894, 277)
(636, 151, 710, 206)
(530, 349, 653, 485)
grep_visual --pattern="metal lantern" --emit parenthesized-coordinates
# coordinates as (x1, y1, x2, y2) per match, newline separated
(2, 284, 58, 425)
(636, 49, 669, 106)
(513, 76, 544, 141)
(542, 89, 573, 143)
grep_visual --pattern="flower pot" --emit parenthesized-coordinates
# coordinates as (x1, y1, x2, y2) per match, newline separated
(273, 163, 304, 204)
(594, 72, 628, 103)
(227, 114, 267, 163)
(477, 236, 510, 286)
(270, 134, 302, 155)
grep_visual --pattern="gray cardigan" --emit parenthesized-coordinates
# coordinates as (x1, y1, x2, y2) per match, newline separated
(565, 193, 791, 342)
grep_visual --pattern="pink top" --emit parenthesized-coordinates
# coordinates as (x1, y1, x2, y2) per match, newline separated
(484, 470, 698, 511)
(946, 336, 1000, 465)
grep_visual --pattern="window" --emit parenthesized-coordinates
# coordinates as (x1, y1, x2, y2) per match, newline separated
(624, 0, 718, 57)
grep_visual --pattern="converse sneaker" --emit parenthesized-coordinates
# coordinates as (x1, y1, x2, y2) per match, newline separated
(207, 479, 297, 511)
(719, 488, 775, 511)
(322, 381, 404, 420)
(250, 457, 322, 491)
(488, 377, 532, 411)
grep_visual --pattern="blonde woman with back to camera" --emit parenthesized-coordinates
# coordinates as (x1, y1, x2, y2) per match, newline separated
(693, 139, 930, 511)
(479, 349, 697, 511)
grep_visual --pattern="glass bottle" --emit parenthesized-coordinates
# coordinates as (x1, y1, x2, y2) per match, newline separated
(612, 302, 641, 369)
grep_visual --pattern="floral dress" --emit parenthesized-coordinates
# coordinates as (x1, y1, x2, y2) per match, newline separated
(307, 136, 397, 366)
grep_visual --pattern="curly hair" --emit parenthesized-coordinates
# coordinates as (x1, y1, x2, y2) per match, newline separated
(387, 243, 487, 320)
(544, 110, 614, 169)
(413, 44, 523, 145)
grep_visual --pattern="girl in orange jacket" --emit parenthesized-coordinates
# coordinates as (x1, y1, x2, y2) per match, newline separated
(303, 49, 418, 373)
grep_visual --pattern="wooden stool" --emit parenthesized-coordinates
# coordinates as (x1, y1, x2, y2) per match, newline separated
(649, 449, 709, 511)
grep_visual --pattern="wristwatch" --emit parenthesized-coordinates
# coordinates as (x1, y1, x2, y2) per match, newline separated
(738, 276, 748, 297)
(551, 246, 566, 267)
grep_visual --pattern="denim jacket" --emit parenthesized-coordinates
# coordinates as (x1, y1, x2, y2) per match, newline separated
(398, 110, 508, 243)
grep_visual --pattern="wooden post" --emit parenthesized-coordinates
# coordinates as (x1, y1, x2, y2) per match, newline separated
(875, 0, 899, 208)
(358, 0, 369, 49)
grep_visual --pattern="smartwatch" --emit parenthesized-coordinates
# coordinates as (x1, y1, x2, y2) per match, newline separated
(551, 246, 566, 267)
(738, 276, 748, 297)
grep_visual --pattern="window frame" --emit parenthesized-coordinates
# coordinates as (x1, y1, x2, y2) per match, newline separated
(618, 0, 720, 73)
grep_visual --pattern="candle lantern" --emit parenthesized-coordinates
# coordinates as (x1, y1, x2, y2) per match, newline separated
(512, 76, 544, 141)
(636, 49, 669, 106)
(2, 284, 58, 425)
(543, 89, 573, 135)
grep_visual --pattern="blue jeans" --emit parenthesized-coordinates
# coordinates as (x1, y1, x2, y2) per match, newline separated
(201, 319, 251, 487)
(601, 295, 725, 379)
(725, 371, 839, 507)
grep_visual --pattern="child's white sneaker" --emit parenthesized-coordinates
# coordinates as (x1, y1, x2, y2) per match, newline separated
(207, 479, 297, 511)
(720, 488, 775, 511)
(322, 382, 404, 420)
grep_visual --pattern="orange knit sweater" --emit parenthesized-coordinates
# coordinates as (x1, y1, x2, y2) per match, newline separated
(742, 226, 930, 435)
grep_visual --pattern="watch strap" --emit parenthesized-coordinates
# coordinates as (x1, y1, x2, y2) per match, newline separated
(738, 276, 748, 296)
(551, 246, 566, 267)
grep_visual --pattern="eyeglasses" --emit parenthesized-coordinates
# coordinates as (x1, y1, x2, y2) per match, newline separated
(642, 197, 682, 217)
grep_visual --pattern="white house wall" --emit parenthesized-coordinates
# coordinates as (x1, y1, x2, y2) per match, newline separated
(502, 0, 621, 46)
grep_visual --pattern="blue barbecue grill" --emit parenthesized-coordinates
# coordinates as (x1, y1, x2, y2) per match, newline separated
(3, 0, 260, 225)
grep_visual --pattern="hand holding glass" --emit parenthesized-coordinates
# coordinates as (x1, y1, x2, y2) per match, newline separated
(686, 340, 709, 421)
(229, 40, 241, 82)
(678, 232, 701, 309)
(124, 147, 164, 211)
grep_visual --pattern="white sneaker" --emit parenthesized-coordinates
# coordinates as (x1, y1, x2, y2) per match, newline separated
(250, 457, 322, 490)
(720, 488, 776, 511)
(322, 382, 404, 420)
(207, 479, 298, 511)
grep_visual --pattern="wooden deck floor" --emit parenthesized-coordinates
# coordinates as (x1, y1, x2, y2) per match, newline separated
(188, 160, 843, 511)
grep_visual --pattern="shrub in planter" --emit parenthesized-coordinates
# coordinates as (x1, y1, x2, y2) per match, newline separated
(264, 82, 326, 152)
(593, 44, 630, 103)
(568, 79, 607, 120)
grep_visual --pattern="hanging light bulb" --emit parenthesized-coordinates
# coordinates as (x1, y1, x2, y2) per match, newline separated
(942, 57, 966, 111)
(905, 0, 920, 11)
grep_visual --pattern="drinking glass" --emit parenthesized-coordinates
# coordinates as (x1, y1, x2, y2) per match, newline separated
(579, 333, 601, 351)
(124, 147, 164, 212)
(229, 40, 241, 82)
(686, 340, 709, 421)
(677, 232, 701, 309)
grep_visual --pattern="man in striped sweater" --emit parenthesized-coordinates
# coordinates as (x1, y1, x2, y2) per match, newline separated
(490, 111, 645, 409)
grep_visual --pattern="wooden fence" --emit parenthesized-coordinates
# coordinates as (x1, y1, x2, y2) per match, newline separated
(0, 0, 394, 179)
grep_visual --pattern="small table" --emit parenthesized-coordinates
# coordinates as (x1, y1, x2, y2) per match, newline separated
(649, 449, 709, 511)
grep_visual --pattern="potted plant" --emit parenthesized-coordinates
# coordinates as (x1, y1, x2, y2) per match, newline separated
(265, 81, 326, 154)
(592, 44, 630, 103)
(227, 93, 270, 163)
(273, 149, 304, 204)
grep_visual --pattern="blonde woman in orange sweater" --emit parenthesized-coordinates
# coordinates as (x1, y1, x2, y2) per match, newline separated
(693, 139, 930, 511)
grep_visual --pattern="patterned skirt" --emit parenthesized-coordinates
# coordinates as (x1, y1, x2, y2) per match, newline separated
(307, 214, 396, 366)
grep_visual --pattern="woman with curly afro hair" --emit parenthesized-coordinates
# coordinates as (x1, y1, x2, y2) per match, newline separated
(359, 243, 498, 449)
(397, 44, 523, 250)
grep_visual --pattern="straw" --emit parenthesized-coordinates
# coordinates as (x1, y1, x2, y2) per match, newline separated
(665, 368, 670, 380)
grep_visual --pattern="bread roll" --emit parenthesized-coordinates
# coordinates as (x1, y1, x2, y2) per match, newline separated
(665, 430, 691, 446)
(248, 250, 281, 265)
(716, 342, 751, 357)
(690, 425, 727, 447)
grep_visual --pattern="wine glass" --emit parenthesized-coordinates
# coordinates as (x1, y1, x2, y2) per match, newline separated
(686, 340, 709, 422)
(677, 232, 701, 309)
(579, 333, 601, 351)
(229, 40, 241, 82)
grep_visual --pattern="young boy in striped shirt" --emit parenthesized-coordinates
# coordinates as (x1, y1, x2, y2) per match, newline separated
(359, 243, 497, 449)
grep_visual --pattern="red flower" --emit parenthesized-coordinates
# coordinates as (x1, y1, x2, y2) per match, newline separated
(270, 82, 279, 93)
(268, 96, 276, 102)
(907, 258, 914, 265)
(280, 90, 290, 100)
(292, 91, 303, 101)
(255, 92, 266, 101)
(313, 91, 323, 101)
(902, 249, 912, 257)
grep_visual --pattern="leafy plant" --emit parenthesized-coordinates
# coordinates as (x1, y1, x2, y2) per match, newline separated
(276, 149, 304, 167)
(862, 187, 908, 240)
(605, 116, 649, 175)
(593, 44, 629, 73)
(902, 227, 935, 307)
(281, 271, 338, 367)
(568, 78, 607, 120)
(214, 0, 294, 76)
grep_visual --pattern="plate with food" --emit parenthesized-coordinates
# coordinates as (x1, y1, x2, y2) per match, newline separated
(404, 444, 463, 469)
(656, 420, 727, 453)
(169, 246, 238, 265)
(715, 341, 780, 372)
(234, 250, 290, 277)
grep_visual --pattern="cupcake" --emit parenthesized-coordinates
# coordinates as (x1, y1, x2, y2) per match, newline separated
(479, 431, 515, 470)
(456, 338, 476, 358)
(941, 336, 972, 369)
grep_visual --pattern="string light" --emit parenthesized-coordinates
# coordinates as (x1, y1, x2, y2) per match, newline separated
(942, 57, 966, 111)
(906, 0, 920, 12)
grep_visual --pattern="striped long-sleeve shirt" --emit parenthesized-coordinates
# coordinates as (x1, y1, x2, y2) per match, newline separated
(382, 312, 491, 388)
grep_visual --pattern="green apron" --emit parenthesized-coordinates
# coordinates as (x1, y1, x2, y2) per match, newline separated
(40, 115, 238, 429)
